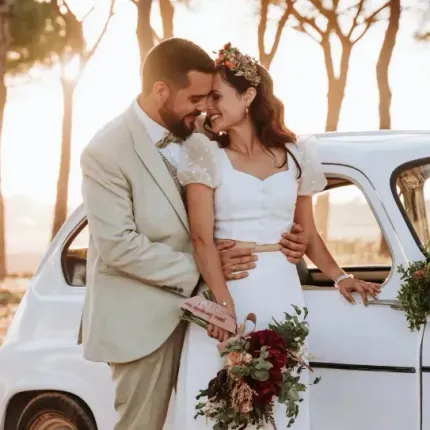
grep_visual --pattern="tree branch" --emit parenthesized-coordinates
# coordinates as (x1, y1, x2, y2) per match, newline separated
(152, 27, 161, 43)
(352, 1, 390, 45)
(307, 0, 343, 36)
(258, 0, 269, 64)
(307, 0, 331, 20)
(290, 5, 324, 40)
(81, 0, 116, 71)
(416, 32, 430, 41)
(267, 3, 291, 62)
(81, 5, 96, 22)
(346, 0, 364, 39)
(159, 0, 174, 39)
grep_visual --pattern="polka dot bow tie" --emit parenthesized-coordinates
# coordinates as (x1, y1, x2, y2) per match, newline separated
(156, 133, 182, 149)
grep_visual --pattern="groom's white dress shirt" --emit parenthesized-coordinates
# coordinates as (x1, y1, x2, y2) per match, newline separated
(133, 100, 181, 168)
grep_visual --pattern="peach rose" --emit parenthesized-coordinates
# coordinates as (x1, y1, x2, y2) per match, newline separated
(227, 351, 244, 367)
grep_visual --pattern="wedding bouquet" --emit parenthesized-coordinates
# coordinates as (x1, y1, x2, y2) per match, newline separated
(181, 291, 320, 429)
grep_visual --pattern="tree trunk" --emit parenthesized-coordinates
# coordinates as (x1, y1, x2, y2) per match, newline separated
(325, 79, 345, 132)
(377, 0, 400, 257)
(51, 79, 74, 240)
(377, 0, 400, 130)
(258, 0, 290, 70)
(136, 0, 156, 66)
(315, 192, 329, 241)
(323, 40, 352, 132)
(319, 39, 352, 244)
(0, 1, 12, 280)
(258, 0, 270, 68)
(159, 0, 174, 39)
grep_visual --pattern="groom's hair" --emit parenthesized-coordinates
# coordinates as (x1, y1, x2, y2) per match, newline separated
(141, 38, 215, 95)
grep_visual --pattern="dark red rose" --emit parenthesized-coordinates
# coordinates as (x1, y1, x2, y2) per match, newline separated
(247, 330, 288, 406)
(248, 329, 288, 371)
(252, 382, 277, 405)
(269, 347, 288, 370)
(249, 330, 284, 353)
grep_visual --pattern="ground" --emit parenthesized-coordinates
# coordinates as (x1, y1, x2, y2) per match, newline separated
(0, 279, 27, 345)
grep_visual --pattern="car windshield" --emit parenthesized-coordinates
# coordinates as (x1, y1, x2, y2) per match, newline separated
(393, 159, 430, 247)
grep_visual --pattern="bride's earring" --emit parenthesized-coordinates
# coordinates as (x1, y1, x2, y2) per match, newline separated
(245, 106, 249, 116)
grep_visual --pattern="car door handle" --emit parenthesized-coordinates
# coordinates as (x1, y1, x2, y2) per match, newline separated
(367, 299, 402, 310)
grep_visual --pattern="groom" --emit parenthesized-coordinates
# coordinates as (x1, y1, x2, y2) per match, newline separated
(80, 38, 308, 430)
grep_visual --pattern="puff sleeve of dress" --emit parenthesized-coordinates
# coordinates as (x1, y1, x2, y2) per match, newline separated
(294, 135, 328, 196)
(177, 133, 221, 189)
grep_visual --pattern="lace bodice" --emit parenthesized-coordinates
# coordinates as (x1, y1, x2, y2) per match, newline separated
(178, 133, 327, 244)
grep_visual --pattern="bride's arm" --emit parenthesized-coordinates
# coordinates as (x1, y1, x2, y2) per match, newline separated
(294, 196, 380, 304)
(186, 183, 236, 317)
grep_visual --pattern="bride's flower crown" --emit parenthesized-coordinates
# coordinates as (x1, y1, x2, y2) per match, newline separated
(214, 43, 261, 87)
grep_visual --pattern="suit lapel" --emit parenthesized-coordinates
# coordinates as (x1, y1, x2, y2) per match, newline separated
(124, 105, 190, 234)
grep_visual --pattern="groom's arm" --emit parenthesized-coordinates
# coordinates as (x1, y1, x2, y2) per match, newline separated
(80, 147, 199, 297)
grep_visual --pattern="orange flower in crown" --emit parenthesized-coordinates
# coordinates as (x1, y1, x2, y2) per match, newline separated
(214, 42, 261, 87)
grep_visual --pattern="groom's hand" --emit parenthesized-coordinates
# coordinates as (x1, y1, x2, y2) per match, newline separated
(280, 223, 308, 264)
(216, 240, 257, 281)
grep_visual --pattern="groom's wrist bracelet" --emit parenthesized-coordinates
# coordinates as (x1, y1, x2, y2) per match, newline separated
(334, 273, 354, 289)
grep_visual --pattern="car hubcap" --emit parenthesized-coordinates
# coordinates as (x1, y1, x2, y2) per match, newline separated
(29, 412, 75, 430)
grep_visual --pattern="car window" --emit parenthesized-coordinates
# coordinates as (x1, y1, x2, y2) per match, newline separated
(62, 223, 88, 287)
(393, 160, 430, 247)
(305, 179, 392, 268)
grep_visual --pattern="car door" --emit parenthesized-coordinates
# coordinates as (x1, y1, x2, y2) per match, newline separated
(302, 164, 421, 430)
(389, 158, 430, 430)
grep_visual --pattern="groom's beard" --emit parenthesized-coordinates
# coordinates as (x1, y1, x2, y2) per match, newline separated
(159, 98, 200, 140)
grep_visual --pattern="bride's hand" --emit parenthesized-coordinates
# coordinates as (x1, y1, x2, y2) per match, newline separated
(207, 295, 236, 342)
(337, 277, 381, 305)
(207, 324, 232, 342)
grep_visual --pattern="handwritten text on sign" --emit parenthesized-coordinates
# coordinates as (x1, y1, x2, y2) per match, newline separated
(181, 296, 237, 334)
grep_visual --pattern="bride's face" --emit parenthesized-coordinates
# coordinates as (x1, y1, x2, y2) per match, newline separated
(206, 73, 248, 133)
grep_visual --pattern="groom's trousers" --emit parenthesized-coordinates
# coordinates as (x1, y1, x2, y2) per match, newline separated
(110, 322, 186, 430)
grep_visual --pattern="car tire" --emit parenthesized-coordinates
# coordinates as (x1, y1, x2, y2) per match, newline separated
(16, 392, 96, 430)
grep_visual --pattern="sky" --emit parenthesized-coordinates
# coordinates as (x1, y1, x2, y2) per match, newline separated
(3, 0, 430, 210)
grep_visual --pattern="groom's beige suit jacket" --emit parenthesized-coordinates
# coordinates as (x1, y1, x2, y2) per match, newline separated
(80, 104, 200, 364)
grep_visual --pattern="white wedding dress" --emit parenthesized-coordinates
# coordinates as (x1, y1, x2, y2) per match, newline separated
(168, 133, 327, 430)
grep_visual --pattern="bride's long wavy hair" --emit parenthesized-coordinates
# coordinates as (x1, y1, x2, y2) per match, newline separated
(204, 64, 302, 177)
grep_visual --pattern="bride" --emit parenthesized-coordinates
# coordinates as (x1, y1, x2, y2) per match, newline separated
(172, 44, 380, 429)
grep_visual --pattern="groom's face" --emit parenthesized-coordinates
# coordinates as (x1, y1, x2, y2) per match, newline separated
(159, 71, 212, 139)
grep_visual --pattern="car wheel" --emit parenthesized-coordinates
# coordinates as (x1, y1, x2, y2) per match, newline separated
(16, 392, 96, 430)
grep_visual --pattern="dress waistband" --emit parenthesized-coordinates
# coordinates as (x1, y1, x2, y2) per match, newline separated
(231, 241, 282, 253)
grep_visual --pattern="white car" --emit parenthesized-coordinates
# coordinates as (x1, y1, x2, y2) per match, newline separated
(0, 131, 429, 430)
